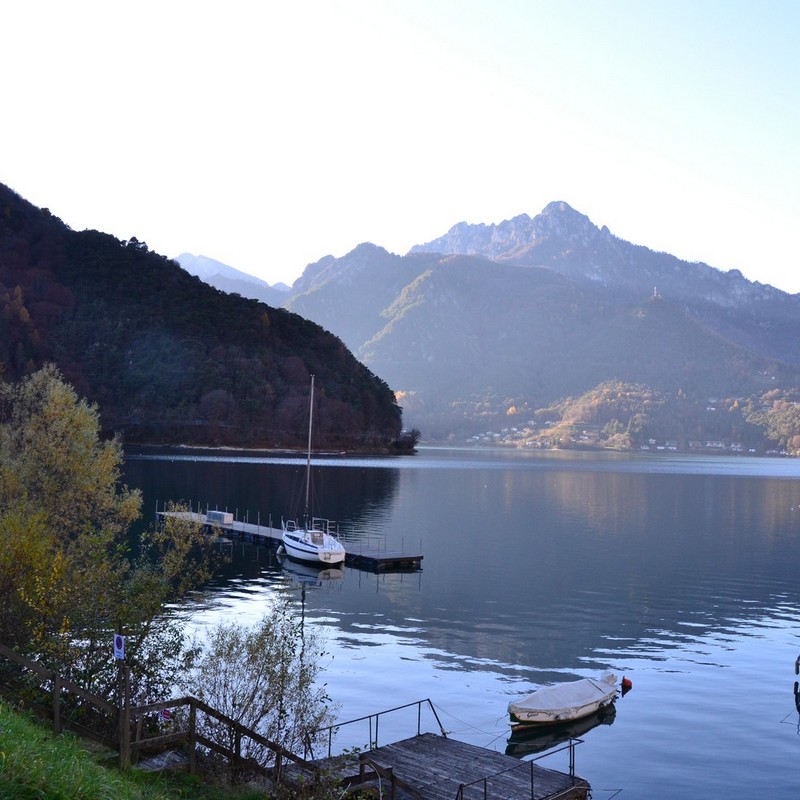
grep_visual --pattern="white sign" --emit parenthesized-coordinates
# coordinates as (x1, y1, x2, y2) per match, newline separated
(113, 634, 125, 660)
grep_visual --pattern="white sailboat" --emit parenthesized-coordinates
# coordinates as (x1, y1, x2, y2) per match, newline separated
(281, 375, 346, 565)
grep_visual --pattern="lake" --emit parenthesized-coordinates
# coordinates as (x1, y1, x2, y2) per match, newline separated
(123, 446, 800, 799)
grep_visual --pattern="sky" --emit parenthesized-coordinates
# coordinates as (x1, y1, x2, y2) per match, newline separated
(2, 1, 799, 292)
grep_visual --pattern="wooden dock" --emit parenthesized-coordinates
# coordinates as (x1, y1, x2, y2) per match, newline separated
(157, 510, 423, 572)
(305, 733, 589, 800)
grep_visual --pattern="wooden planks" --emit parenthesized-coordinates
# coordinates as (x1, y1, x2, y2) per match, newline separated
(330, 733, 588, 800)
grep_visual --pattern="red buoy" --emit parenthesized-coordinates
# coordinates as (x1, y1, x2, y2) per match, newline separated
(621, 676, 633, 694)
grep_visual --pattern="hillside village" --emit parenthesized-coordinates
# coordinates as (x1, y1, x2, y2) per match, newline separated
(466, 391, 796, 457)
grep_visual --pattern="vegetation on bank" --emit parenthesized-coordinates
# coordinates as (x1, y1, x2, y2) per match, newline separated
(0, 701, 268, 800)
(0, 182, 405, 451)
(0, 366, 339, 795)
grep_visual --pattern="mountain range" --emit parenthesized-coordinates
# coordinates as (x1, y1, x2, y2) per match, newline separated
(179, 201, 800, 449)
(176, 253, 291, 308)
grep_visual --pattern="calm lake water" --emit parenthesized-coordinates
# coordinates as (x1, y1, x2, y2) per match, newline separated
(123, 446, 800, 799)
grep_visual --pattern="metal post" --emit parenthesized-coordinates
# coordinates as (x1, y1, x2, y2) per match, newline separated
(569, 738, 576, 778)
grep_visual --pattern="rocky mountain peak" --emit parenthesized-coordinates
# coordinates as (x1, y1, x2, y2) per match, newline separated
(409, 201, 602, 260)
(534, 201, 599, 244)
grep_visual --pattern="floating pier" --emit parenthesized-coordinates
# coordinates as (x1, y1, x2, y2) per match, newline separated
(300, 733, 588, 800)
(157, 509, 423, 572)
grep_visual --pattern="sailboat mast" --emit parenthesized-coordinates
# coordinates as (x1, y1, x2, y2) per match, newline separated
(304, 374, 314, 523)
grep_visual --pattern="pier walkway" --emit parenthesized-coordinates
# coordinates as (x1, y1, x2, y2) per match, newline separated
(302, 733, 588, 800)
(157, 510, 423, 572)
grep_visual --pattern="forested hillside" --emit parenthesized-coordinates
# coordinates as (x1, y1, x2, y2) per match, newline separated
(0, 183, 404, 450)
(277, 204, 800, 452)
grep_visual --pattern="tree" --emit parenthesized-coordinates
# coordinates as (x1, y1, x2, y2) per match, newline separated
(0, 363, 141, 541)
(0, 365, 218, 703)
(0, 365, 334, 766)
(0, 365, 137, 657)
(182, 593, 337, 769)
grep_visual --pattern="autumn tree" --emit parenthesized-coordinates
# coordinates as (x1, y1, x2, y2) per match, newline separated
(0, 364, 332, 755)
(0, 365, 219, 701)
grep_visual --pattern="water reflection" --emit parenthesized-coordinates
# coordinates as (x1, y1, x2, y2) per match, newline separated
(124, 448, 800, 677)
(505, 704, 617, 758)
(278, 554, 345, 586)
(123, 448, 800, 798)
(124, 449, 401, 545)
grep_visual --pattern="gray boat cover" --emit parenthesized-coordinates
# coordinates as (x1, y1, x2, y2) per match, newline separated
(508, 673, 617, 720)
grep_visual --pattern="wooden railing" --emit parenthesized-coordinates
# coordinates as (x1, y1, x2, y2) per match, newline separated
(126, 694, 317, 781)
(0, 642, 318, 783)
(0, 642, 116, 744)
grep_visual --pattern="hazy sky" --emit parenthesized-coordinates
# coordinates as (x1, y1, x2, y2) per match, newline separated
(3, 1, 799, 291)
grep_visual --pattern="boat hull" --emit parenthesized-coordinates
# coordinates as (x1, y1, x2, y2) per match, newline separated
(508, 674, 618, 733)
(282, 529, 345, 565)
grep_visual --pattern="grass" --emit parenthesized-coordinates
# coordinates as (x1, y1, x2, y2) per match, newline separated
(0, 701, 268, 800)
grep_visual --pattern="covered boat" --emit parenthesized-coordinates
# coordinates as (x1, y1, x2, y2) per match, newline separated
(508, 672, 618, 733)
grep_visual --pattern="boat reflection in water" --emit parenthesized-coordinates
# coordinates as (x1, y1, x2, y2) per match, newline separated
(505, 705, 617, 758)
(278, 553, 344, 587)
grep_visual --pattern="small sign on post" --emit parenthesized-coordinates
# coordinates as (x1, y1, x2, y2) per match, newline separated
(114, 634, 126, 661)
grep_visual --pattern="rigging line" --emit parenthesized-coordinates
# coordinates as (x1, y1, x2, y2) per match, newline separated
(430, 701, 507, 737)
(483, 730, 509, 748)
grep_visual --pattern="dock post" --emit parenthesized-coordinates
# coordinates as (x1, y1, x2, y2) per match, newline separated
(119, 664, 131, 770)
(569, 738, 576, 778)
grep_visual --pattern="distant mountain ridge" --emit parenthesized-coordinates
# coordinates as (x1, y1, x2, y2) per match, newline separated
(177, 252, 290, 307)
(178, 201, 800, 450)
(411, 201, 604, 261)
(408, 202, 800, 366)
(412, 200, 785, 305)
